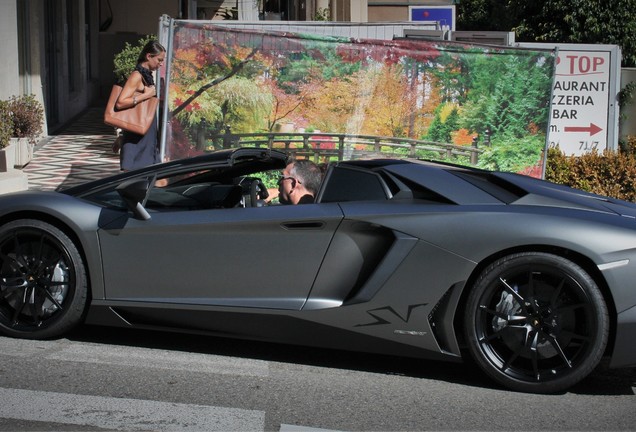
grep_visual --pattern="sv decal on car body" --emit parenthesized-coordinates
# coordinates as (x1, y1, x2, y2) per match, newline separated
(355, 303, 428, 327)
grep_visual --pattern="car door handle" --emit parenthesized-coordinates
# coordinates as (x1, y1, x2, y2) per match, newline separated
(281, 221, 325, 230)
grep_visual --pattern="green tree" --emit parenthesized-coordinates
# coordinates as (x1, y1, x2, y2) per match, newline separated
(425, 46, 553, 142)
(426, 103, 459, 143)
(478, 134, 545, 172)
(276, 48, 361, 92)
(112, 35, 156, 85)
(457, 0, 636, 67)
(427, 51, 470, 104)
(461, 52, 553, 139)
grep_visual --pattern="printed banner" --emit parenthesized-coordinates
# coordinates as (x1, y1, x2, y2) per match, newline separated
(161, 20, 556, 177)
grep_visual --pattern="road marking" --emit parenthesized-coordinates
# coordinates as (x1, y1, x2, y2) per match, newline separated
(0, 337, 269, 377)
(0, 387, 264, 431)
(280, 425, 343, 432)
(0, 338, 343, 431)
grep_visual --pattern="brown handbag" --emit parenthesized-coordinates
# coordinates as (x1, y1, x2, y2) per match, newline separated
(104, 84, 159, 135)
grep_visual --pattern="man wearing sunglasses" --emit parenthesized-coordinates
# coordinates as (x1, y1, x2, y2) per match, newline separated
(278, 159, 323, 205)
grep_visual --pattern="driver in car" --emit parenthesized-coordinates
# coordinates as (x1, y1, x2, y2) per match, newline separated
(277, 159, 322, 205)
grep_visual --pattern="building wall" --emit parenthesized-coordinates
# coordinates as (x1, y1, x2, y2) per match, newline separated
(24, 1, 48, 136)
(350, 0, 368, 22)
(331, 0, 368, 22)
(2, 1, 99, 134)
(368, 0, 438, 22)
(98, 0, 181, 103)
(98, 0, 180, 35)
(368, 5, 407, 21)
(47, 1, 97, 130)
(0, 2, 21, 101)
(1, 1, 48, 136)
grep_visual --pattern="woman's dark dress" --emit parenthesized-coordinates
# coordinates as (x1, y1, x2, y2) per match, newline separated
(119, 63, 160, 171)
(119, 118, 159, 170)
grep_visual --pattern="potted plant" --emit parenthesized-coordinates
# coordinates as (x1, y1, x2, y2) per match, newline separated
(8, 94, 44, 168)
(0, 99, 15, 172)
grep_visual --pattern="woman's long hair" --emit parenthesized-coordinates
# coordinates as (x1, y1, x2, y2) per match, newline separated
(137, 40, 165, 64)
(135, 40, 166, 85)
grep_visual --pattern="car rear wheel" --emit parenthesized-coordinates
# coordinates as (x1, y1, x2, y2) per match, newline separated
(465, 252, 608, 393)
(0, 219, 88, 339)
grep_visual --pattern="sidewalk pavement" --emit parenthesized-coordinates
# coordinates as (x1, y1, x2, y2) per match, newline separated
(23, 107, 120, 191)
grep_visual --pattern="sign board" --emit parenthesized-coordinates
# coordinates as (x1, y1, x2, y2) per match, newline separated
(520, 43, 621, 155)
(409, 6, 455, 31)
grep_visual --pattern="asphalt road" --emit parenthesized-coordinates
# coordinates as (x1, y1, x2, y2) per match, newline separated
(0, 325, 634, 431)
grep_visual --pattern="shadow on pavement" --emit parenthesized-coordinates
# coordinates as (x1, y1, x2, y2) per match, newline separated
(67, 324, 635, 396)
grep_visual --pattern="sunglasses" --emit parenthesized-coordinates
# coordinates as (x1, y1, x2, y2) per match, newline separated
(278, 176, 301, 187)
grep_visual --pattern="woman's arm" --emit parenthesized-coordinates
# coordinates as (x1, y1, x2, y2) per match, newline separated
(115, 71, 156, 110)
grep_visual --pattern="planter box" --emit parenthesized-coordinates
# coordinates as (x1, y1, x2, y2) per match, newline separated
(0, 170, 29, 194)
(11, 137, 34, 169)
(0, 141, 17, 172)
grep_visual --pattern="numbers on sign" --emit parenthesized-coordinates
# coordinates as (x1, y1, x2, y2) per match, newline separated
(578, 141, 599, 151)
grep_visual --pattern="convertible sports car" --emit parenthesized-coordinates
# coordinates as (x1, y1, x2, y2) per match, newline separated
(1, 147, 635, 393)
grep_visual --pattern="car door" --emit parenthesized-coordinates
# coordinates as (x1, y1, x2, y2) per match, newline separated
(97, 202, 344, 310)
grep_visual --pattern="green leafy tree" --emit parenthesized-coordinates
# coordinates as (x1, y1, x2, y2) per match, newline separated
(426, 103, 459, 142)
(112, 35, 156, 85)
(457, 0, 636, 67)
(175, 76, 272, 133)
(461, 52, 553, 139)
(424, 47, 553, 143)
(478, 134, 545, 172)
(276, 49, 361, 93)
(516, 1, 636, 67)
(427, 51, 470, 104)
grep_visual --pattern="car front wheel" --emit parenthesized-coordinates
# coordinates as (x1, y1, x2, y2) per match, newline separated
(465, 252, 609, 393)
(0, 219, 88, 339)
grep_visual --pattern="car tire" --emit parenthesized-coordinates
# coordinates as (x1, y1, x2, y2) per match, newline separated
(0, 219, 88, 339)
(464, 252, 608, 393)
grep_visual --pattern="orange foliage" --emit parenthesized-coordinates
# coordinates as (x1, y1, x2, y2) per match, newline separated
(527, 122, 540, 135)
(452, 128, 475, 146)
(304, 77, 361, 133)
(264, 78, 323, 131)
(299, 66, 445, 139)
(361, 65, 415, 137)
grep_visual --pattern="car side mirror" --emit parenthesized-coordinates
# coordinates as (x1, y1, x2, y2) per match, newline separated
(116, 178, 152, 220)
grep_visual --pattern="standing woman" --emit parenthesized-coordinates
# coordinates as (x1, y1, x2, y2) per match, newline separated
(115, 40, 166, 170)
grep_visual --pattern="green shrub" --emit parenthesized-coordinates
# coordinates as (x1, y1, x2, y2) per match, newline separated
(113, 35, 156, 85)
(478, 134, 544, 173)
(8, 94, 44, 143)
(0, 100, 13, 148)
(620, 134, 636, 156)
(314, 7, 331, 20)
(545, 136, 636, 202)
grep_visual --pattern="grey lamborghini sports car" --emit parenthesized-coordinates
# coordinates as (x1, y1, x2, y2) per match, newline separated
(1, 147, 635, 393)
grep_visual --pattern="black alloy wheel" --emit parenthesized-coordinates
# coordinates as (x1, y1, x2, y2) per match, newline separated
(0, 219, 87, 339)
(465, 252, 609, 393)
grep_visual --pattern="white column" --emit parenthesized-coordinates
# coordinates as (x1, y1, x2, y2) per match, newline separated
(349, 0, 368, 22)
(239, 0, 260, 21)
